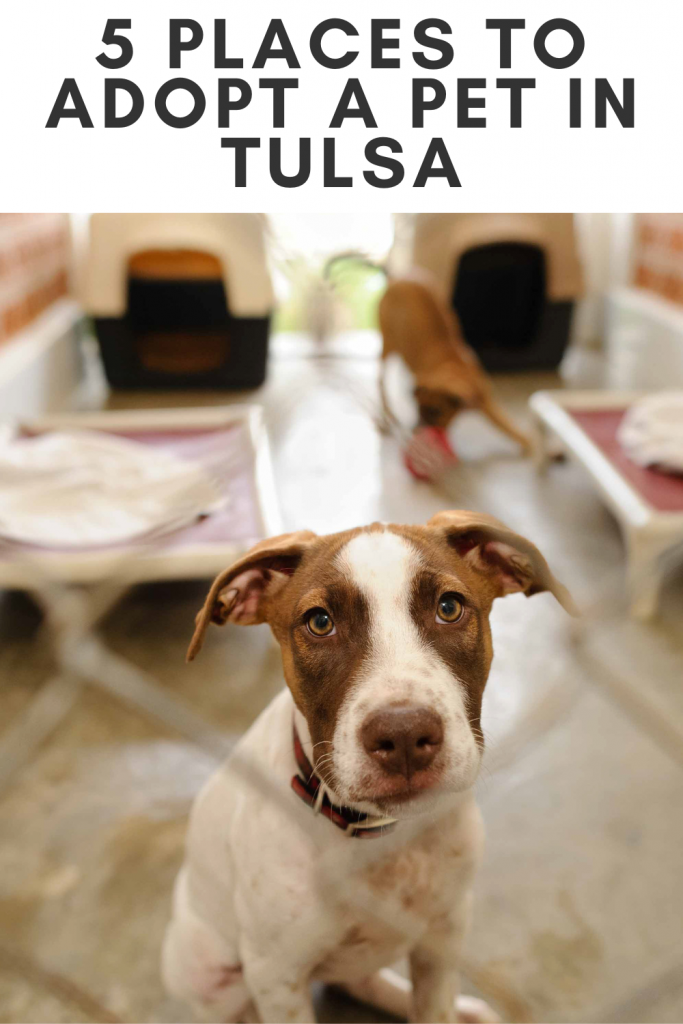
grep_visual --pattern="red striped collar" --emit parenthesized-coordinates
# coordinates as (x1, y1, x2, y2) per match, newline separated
(290, 724, 397, 839)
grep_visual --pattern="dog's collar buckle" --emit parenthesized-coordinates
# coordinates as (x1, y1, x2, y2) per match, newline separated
(291, 724, 397, 839)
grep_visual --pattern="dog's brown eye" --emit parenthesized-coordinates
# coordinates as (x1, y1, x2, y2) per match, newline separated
(436, 593, 464, 624)
(306, 609, 335, 637)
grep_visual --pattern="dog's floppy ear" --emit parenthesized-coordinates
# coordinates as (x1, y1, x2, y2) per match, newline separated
(427, 510, 578, 615)
(187, 530, 318, 662)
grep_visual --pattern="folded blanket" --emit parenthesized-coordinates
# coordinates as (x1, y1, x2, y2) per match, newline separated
(0, 428, 224, 548)
(618, 392, 683, 475)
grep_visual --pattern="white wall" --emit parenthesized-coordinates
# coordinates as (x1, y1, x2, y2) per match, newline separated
(0, 301, 82, 423)
(573, 213, 635, 349)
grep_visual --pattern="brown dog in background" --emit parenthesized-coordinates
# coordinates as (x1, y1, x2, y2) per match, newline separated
(378, 276, 532, 454)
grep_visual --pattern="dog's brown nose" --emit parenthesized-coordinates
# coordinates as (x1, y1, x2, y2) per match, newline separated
(361, 706, 444, 779)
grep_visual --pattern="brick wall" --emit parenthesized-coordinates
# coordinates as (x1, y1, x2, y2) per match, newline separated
(633, 213, 683, 306)
(0, 213, 70, 348)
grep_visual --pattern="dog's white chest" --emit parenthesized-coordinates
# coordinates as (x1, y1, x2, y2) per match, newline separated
(314, 817, 480, 982)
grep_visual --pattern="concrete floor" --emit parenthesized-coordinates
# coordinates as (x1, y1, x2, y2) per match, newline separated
(0, 334, 682, 1023)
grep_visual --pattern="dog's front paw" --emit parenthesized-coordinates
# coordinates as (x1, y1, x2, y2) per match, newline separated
(456, 994, 502, 1023)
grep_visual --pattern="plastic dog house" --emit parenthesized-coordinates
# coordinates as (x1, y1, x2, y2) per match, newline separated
(403, 214, 584, 372)
(83, 214, 274, 390)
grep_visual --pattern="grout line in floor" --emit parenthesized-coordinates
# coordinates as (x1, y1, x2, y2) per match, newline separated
(0, 942, 123, 1024)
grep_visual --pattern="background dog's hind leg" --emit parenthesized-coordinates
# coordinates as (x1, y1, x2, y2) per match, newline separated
(377, 361, 400, 435)
(479, 396, 534, 455)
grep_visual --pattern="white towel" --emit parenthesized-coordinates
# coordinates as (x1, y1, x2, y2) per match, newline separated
(0, 429, 224, 547)
(618, 392, 683, 474)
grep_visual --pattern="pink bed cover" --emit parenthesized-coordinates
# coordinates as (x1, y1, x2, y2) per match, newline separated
(567, 409, 683, 513)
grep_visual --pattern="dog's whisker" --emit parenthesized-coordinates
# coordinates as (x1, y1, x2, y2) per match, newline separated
(314, 751, 335, 764)
(312, 755, 336, 782)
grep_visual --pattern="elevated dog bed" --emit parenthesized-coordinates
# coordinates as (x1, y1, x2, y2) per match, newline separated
(0, 404, 280, 793)
(83, 214, 274, 390)
(530, 389, 683, 620)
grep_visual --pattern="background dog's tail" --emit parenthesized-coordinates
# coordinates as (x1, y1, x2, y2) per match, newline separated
(303, 251, 388, 346)
(323, 249, 389, 282)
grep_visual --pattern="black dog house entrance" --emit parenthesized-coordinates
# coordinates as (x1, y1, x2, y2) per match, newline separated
(405, 214, 584, 374)
(453, 242, 574, 372)
(94, 250, 270, 390)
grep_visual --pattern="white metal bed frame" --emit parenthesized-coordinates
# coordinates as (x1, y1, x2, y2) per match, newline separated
(0, 404, 281, 793)
(530, 389, 683, 620)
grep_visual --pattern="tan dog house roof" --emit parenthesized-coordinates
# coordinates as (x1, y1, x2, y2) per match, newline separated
(402, 213, 583, 303)
(83, 213, 274, 319)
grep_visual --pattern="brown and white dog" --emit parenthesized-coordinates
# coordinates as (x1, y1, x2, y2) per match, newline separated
(163, 512, 575, 1023)
(378, 277, 532, 455)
